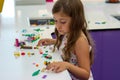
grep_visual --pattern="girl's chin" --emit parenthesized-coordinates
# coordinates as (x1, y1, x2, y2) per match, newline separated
(59, 32, 65, 35)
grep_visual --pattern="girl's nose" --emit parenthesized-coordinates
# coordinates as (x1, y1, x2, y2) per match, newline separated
(55, 23, 61, 29)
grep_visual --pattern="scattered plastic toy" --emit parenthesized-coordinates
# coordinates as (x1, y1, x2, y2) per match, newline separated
(14, 51, 20, 57)
(41, 68, 46, 72)
(42, 75, 47, 79)
(35, 64, 39, 67)
(45, 54, 52, 59)
(21, 29, 27, 33)
(34, 46, 39, 49)
(34, 28, 44, 32)
(21, 52, 25, 56)
(20, 45, 32, 49)
(27, 52, 31, 56)
(32, 69, 40, 76)
(42, 54, 52, 59)
(44, 61, 51, 66)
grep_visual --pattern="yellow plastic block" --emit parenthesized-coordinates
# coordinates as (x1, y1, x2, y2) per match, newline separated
(0, 0, 4, 12)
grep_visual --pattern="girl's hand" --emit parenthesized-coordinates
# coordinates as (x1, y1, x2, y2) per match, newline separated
(37, 38, 56, 46)
(46, 61, 69, 73)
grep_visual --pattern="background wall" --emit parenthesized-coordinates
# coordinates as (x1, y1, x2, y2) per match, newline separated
(15, 0, 46, 5)
(15, 0, 106, 6)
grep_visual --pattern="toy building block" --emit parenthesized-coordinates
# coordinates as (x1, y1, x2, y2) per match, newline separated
(35, 64, 39, 67)
(41, 68, 46, 72)
(19, 42, 26, 46)
(14, 39, 26, 47)
(33, 28, 44, 32)
(31, 53, 35, 55)
(22, 33, 35, 37)
(42, 75, 47, 79)
(20, 45, 32, 49)
(32, 69, 40, 76)
(34, 46, 39, 49)
(21, 52, 25, 56)
(15, 38, 19, 47)
(44, 61, 50, 66)
(14, 51, 20, 57)
(27, 52, 31, 56)
(45, 54, 52, 59)
(39, 51, 43, 54)
(42, 54, 52, 59)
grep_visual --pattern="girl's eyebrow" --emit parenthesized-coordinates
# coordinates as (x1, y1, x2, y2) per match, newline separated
(60, 19, 67, 21)
(54, 18, 67, 21)
(53, 17, 68, 20)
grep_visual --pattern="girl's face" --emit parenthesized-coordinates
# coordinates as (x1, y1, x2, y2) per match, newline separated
(53, 12, 71, 35)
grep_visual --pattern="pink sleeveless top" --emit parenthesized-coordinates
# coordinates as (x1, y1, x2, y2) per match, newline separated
(58, 35, 94, 80)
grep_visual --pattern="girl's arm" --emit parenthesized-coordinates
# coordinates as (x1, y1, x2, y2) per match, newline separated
(46, 35, 91, 79)
(67, 36, 91, 80)
(49, 39, 56, 44)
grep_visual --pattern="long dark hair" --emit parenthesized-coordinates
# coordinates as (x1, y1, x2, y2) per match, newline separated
(52, 0, 94, 65)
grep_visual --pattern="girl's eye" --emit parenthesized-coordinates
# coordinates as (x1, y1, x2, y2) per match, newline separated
(60, 21, 66, 24)
(54, 20, 67, 24)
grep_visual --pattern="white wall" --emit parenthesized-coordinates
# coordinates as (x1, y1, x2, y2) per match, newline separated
(15, 0, 106, 5)
(15, 0, 46, 5)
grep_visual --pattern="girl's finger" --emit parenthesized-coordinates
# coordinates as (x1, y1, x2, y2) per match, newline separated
(46, 64, 53, 70)
(53, 65, 59, 72)
(56, 68, 63, 73)
(37, 40, 43, 46)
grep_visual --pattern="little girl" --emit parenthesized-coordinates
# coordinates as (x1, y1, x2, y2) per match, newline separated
(37, 0, 94, 80)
